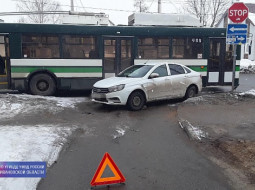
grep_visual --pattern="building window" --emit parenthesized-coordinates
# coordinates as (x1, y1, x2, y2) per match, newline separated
(62, 35, 98, 59)
(138, 38, 169, 59)
(172, 37, 203, 59)
(22, 35, 60, 58)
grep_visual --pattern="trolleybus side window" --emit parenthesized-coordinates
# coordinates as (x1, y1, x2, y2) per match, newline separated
(138, 38, 169, 59)
(0, 36, 5, 74)
(22, 35, 60, 58)
(62, 35, 98, 59)
(172, 37, 203, 59)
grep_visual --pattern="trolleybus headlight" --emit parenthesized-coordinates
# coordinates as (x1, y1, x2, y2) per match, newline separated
(108, 84, 125, 92)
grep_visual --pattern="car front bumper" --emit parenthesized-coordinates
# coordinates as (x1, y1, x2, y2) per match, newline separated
(91, 91, 129, 105)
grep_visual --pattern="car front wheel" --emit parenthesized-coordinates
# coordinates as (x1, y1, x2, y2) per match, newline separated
(127, 91, 145, 111)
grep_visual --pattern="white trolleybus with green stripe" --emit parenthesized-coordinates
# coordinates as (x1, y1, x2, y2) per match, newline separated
(0, 23, 241, 96)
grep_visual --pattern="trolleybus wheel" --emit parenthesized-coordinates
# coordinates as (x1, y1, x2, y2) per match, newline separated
(29, 73, 56, 96)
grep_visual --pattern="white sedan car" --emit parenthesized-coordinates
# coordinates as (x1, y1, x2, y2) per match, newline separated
(92, 62, 202, 111)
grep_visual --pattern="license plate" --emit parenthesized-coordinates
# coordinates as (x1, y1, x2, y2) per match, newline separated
(92, 93, 106, 99)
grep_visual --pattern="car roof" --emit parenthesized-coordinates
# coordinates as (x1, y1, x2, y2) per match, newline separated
(136, 62, 184, 66)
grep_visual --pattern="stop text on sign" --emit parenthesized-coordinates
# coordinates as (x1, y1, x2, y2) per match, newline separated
(229, 9, 248, 17)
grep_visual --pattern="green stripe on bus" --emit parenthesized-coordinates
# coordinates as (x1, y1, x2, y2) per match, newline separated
(188, 65, 240, 72)
(188, 66, 207, 72)
(11, 66, 102, 73)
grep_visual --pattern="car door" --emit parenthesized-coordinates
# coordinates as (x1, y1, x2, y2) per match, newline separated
(166, 64, 188, 97)
(144, 64, 169, 101)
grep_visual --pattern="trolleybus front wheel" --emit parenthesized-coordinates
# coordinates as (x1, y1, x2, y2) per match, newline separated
(29, 73, 56, 96)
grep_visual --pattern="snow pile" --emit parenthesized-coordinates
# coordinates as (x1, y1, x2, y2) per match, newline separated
(239, 89, 255, 98)
(0, 125, 75, 190)
(240, 59, 255, 73)
(0, 94, 88, 119)
(179, 119, 207, 141)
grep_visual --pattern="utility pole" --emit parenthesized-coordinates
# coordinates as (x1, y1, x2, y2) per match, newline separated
(71, 0, 74, 11)
(158, 0, 162, 13)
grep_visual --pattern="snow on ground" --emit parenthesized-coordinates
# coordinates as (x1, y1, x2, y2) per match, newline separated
(179, 119, 207, 141)
(0, 94, 85, 190)
(238, 89, 255, 97)
(0, 125, 76, 190)
(0, 94, 88, 119)
(183, 96, 205, 104)
(112, 125, 129, 139)
(240, 59, 255, 73)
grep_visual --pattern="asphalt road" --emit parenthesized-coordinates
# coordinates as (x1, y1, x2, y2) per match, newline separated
(237, 73, 255, 92)
(37, 102, 232, 190)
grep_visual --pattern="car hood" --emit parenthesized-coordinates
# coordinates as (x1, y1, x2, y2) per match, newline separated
(94, 77, 142, 88)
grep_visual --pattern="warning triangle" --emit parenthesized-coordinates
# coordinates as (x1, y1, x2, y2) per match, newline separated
(90, 152, 126, 186)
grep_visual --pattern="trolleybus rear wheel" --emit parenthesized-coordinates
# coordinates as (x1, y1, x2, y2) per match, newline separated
(29, 73, 56, 96)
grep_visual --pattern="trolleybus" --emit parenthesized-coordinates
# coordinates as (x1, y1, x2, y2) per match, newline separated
(0, 23, 241, 95)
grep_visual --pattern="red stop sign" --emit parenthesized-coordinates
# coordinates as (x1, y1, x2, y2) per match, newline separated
(228, 3, 249, 23)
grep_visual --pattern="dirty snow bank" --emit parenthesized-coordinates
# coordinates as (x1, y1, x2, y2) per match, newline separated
(179, 119, 207, 141)
(0, 125, 75, 190)
(240, 59, 255, 73)
(0, 94, 88, 119)
(238, 89, 255, 98)
(183, 96, 205, 104)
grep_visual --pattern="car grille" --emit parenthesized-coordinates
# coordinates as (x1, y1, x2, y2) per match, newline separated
(92, 87, 109, 93)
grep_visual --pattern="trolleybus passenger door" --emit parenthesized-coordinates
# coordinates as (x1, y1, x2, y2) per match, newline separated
(208, 38, 225, 85)
(0, 35, 10, 89)
(103, 37, 134, 78)
(208, 38, 234, 86)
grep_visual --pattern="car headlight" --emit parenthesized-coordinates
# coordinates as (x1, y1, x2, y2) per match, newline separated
(108, 84, 125, 92)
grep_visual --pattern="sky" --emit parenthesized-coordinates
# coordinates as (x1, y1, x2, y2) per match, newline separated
(0, 0, 182, 24)
(0, 0, 254, 25)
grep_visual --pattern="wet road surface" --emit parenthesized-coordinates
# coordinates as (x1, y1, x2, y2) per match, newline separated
(38, 103, 231, 190)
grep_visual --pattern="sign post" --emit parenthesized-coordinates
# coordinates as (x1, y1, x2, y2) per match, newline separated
(227, 2, 249, 92)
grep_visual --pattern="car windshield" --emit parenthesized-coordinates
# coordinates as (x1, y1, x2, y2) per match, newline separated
(117, 65, 153, 78)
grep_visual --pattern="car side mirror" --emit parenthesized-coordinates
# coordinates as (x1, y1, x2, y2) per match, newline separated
(149, 73, 159, 79)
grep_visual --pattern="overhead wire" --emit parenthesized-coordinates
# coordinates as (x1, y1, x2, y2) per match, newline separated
(79, 0, 86, 12)
(148, 0, 156, 10)
(10, 0, 135, 13)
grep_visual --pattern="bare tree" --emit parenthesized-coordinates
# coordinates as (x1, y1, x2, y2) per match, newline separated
(210, 0, 230, 27)
(184, 0, 231, 27)
(134, 0, 149, 12)
(17, 0, 62, 24)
